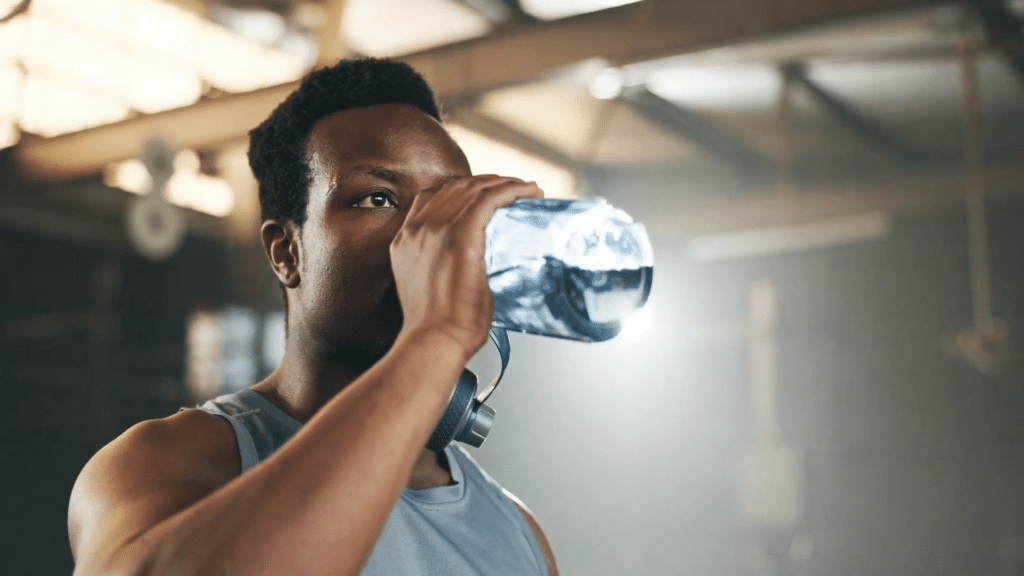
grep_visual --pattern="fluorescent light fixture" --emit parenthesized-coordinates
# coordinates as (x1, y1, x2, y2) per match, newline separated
(520, 0, 641, 21)
(447, 124, 577, 199)
(686, 212, 891, 262)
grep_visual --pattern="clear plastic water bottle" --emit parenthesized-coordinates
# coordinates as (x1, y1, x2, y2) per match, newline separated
(485, 198, 654, 342)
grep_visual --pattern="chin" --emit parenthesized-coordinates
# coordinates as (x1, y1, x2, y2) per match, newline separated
(331, 340, 391, 373)
(335, 314, 402, 373)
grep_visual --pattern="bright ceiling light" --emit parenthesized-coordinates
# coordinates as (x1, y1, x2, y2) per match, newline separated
(129, 0, 202, 62)
(0, 118, 18, 148)
(0, 12, 25, 59)
(19, 74, 128, 136)
(126, 61, 203, 114)
(174, 149, 201, 174)
(447, 124, 577, 199)
(0, 0, 24, 17)
(3, 0, 307, 139)
(32, 0, 122, 35)
(519, 0, 641, 21)
(199, 23, 304, 93)
(589, 67, 625, 100)
(22, 15, 132, 92)
(0, 63, 21, 119)
(166, 172, 235, 217)
(210, 6, 287, 47)
(343, 0, 490, 56)
(165, 149, 235, 217)
(107, 149, 236, 217)
(105, 159, 152, 194)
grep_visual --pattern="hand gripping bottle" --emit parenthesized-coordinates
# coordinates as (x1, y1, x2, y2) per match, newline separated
(485, 198, 654, 342)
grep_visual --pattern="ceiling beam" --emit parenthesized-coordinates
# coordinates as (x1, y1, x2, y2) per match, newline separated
(445, 105, 580, 171)
(14, 0, 944, 181)
(968, 0, 1024, 82)
(316, 0, 351, 66)
(619, 85, 771, 180)
(453, 0, 537, 26)
(627, 158, 1024, 239)
(783, 64, 934, 167)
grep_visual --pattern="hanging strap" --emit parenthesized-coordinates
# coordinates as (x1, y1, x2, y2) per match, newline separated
(476, 327, 510, 403)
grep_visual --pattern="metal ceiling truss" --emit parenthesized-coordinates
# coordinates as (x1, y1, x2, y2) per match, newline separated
(619, 85, 772, 181)
(782, 63, 936, 167)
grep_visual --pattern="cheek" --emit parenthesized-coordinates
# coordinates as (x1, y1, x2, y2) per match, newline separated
(306, 228, 394, 299)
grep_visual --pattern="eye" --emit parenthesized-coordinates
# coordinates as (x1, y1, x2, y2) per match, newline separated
(353, 191, 396, 208)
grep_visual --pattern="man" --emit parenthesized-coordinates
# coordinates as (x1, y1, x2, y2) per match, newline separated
(68, 58, 558, 576)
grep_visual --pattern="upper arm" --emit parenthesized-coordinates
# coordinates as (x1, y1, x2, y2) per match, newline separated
(68, 410, 239, 574)
(506, 491, 559, 576)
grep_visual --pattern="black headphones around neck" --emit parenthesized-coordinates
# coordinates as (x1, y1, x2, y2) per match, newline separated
(426, 328, 510, 452)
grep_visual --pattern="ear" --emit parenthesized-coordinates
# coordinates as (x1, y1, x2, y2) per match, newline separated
(261, 219, 301, 289)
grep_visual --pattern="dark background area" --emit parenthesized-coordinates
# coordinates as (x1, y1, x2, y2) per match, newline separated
(0, 230, 228, 575)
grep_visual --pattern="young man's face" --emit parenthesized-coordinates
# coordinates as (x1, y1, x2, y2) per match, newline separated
(293, 103, 472, 369)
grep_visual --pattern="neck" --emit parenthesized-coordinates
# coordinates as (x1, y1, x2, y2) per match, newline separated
(251, 328, 456, 490)
(253, 332, 362, 423)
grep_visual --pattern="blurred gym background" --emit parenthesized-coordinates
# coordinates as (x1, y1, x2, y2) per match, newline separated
(2, 0, 1024, 574)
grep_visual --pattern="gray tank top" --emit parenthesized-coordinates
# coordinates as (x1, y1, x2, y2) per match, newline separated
(189, 389, 548, 576)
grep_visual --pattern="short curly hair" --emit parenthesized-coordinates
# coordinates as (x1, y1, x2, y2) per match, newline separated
(248, 58, 442, 226)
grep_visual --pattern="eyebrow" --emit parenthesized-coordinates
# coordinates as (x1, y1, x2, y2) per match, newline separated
(341, 164, 404, 183)
(335, 164, 467, 186)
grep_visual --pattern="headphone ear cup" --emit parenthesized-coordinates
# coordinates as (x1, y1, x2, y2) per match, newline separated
(426, 369, 478, 452)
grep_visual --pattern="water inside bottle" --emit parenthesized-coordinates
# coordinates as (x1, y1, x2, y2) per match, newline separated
(486, 198, 654, 342)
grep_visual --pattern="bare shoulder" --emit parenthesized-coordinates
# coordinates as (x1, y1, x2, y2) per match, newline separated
(504, 489, 559, 576)
(69, 409, 239, 569)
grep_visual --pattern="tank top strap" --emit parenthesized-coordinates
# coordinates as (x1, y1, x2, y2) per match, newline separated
(182, 388, 302, 473)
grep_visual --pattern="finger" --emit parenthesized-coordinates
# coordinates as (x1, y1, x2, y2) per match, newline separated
(422, 175, 520, 224)
(407, 175, 527, 228)
(455, 180, 544, 238)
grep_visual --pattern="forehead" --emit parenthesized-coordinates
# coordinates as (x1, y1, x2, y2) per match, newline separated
(305, 103, 468, 174)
